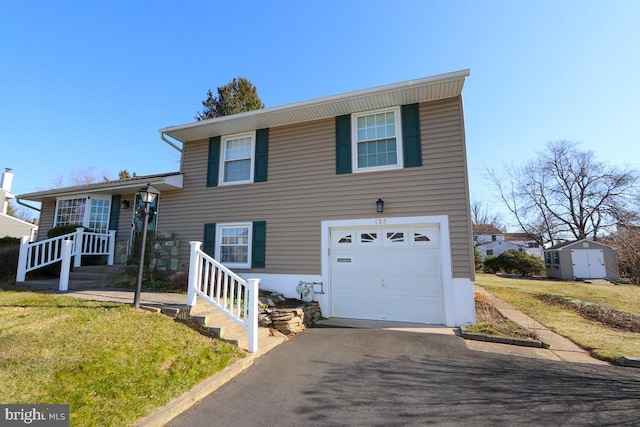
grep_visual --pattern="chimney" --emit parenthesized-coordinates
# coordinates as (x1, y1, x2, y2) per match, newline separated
(1, 168, 13, 192)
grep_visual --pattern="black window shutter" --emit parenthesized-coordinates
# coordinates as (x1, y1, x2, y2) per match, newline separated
(254, 128, 269, 182)
(108, 195, 121, 231)
(335, 114, 352, 174)
(207, 136, 221, 187)
(251, 221, 266, 268)
(203, 223, 216, 256)
(401, 103, 422, 167)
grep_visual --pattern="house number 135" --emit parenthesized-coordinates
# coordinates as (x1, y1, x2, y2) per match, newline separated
(375, 218, 387, 225)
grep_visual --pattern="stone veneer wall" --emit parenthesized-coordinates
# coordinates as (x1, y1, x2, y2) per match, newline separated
(258, 302, 322, 335)
(113, 231, 180, 280)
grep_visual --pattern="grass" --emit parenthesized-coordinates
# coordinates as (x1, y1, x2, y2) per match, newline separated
(475, 273, 640, 362)
(0, 287, 245, 426)
(463, 291, 535, 340)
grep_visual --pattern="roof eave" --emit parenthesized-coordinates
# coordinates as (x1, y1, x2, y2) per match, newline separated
(160, 69, 470, 143)
(17, 173, 183, 201)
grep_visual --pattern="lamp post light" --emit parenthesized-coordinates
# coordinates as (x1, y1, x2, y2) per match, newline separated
(133, 183, 160, 308)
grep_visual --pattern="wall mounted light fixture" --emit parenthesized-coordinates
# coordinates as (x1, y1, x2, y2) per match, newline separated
(120, 200, 130, 209)
(376, 198, 384, 213)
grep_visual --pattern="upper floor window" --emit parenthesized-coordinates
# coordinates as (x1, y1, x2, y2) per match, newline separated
(352, 107, 403, 172)
(54, 196, 111, 233)
(220, 132, 255, 185)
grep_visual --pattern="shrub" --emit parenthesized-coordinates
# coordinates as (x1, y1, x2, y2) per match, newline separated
(0, 236, 20, 247)
(474, 247, 484, 271)
(0, 243, 19, 282)
(483, 249, 545, 276)
(47, 224, 84, 238)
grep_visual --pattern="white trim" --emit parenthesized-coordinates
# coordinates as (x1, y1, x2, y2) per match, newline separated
(351, 106, 403, 173)
(215, 222, 252, 269)
(219, 131, 256, 186)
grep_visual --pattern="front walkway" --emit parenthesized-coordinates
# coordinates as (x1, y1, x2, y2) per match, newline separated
(472, 286, 609, 364)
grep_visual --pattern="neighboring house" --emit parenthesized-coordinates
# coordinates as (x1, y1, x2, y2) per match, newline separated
(0, 168, 38, 240)
(17, 69, 476, 326)
(473, 224, 542, 259)
(544, 239, 619, 281)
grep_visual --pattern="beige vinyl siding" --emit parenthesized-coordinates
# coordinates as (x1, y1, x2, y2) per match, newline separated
(38, 200, 56, 237)
(158, 96, 473, 278)
(0, 215, 37, 238)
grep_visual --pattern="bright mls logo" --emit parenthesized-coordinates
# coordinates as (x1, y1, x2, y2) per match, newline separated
(1, 405, 69, 426)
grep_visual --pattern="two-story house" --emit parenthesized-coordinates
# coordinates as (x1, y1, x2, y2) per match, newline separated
(17, 70, 475, 326)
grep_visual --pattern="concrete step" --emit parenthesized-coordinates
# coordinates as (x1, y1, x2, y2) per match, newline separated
(70, 265, 133, 286)
(223, 326, 273, 350)
(190, 304, 276, 352)
(16, 278, 109, 290)
(17, 265, 133, 290)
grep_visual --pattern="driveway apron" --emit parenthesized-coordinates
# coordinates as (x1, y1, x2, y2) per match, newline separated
(167, 325, 640, 427)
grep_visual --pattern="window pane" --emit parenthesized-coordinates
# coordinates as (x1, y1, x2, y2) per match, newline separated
(55, 198, 86, 227)
(89, 199, 110, 233)
(354, 110, 398, 169)
(357, 138, 397, 168)
(220, 226, 249, 264)
(225, 137, 252, 160)
(224, 159, 251, 182)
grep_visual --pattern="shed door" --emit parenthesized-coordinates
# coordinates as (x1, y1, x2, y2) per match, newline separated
(330, 225, 444, 324)
(571, 249, 606, 279)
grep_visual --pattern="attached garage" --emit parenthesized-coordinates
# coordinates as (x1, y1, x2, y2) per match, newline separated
(330, 224, 443, 323)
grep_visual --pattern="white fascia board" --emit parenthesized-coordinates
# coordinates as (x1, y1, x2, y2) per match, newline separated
(160, 69, 470, 142)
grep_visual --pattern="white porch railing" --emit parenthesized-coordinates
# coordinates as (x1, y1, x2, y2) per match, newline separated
(16, 227, 116, 291)
(187, 241, 260, 353)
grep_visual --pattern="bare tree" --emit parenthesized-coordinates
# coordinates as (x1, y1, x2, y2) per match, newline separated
(487, 140, 638, 246)
(609, 226, 640, 284)
(470, 199, 503, 228)
(49, 167, 113, 188)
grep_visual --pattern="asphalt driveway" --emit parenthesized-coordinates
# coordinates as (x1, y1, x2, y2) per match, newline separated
(168, 325, 640, 426)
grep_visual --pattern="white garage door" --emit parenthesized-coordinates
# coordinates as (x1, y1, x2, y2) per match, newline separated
(330, 225, 444, 324)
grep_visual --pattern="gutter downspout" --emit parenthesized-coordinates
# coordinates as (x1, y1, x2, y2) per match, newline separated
(160, 132, 183, 153)
(15, 197, 41, 212)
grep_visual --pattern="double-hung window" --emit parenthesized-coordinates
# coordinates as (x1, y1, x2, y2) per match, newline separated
(352, 107, 403, 172)
(220, 132, 255, 185)
(54, 196, 111, 233)
(217, 223, 252, 268)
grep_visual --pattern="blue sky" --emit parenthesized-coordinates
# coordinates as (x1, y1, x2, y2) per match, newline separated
(2, 1, 639, 228)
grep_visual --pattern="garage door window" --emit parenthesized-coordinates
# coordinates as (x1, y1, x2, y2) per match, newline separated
(360, 232, 378, 244)
(386, 232, 405, 243)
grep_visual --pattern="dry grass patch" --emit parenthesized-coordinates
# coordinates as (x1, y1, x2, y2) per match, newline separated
(475, 273, 640, 362)
(0, 288, 245, 426)
(464, 291, 535, 340)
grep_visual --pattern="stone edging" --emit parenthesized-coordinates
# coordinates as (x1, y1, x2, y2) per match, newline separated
(459, 325, 550, 349)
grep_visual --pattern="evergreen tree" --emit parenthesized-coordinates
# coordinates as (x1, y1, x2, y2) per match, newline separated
(196, 77, 264, 120)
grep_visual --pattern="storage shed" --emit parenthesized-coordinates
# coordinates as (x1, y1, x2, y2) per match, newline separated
(544, 239, 619, 281)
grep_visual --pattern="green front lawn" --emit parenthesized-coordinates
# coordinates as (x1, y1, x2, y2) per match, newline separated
(475, 273, 640, 362)
(0, 288, 245, 426)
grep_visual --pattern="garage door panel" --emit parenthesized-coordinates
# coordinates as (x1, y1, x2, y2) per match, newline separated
(383, 296, 444, 323)
(330, 224, 444, 324)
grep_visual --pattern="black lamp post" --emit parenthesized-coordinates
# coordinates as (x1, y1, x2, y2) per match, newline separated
(133, 183, 160, 308)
